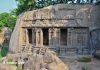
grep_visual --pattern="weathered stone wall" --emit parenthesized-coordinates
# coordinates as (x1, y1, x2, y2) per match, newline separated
(9, 4, 100, 53)
(23, 4, 100, 28)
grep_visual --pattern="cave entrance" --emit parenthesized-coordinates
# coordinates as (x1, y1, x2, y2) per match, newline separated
(43, 28, 49, 46)
(60, 28, 67, 45)
(27, 29, 32, 44)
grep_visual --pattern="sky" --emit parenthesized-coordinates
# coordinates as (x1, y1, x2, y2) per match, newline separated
(0, 0, 17, 13)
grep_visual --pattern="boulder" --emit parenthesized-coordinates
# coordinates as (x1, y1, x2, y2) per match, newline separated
(6, 48, 69, 70)
(23, 49, 69, 70)
(43, 51, 54, 63)
(48, 62, 58, 70)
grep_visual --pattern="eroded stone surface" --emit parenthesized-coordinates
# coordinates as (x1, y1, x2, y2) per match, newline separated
(9, 4, 100, 53)
(7, 4, 100, 70)
(6, 48, 69, 70)
(23, 48, 69, 70)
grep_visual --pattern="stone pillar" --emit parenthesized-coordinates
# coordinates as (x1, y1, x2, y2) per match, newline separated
(54, 28, 60, 47)
(36, 28, 40, 47)
(25, 29, 29, 45)
(40, 28, 43, 47)
(32, 28, 36, 47)
(49, 28, 60, 47)
(67, 28, 74, 48)
(56, 28, 60, 47)
(53, 28, 57, 47)
(36, 28, 43, 47)
(23, 29, 26, 45)
(49, 28, 54, 47)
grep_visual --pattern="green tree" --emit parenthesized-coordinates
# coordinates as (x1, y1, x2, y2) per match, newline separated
(15, 0, 36, 15)
(14, 0, 99, 16)
(0, 13, 17, 31)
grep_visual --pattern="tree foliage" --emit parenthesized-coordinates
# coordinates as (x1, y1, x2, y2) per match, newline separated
(14, 0, 99, 15)
(15, 0, 36, 15)
(0, 13, 17, 31)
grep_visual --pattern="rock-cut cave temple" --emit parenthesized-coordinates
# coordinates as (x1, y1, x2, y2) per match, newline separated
(9, 4, 100, 55)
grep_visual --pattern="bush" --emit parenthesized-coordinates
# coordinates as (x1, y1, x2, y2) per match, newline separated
(7, 58, 13, 62)
(77, 57, 91, 62)
(0, 44, 9, 58)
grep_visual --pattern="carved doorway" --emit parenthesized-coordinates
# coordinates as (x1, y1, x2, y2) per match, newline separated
(27, 29, 32, 44)
(43, 28, 49, 46)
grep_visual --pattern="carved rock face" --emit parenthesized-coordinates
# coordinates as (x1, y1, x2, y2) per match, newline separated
(23, 48, 69, 70)
(9, 4, 100, 53)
